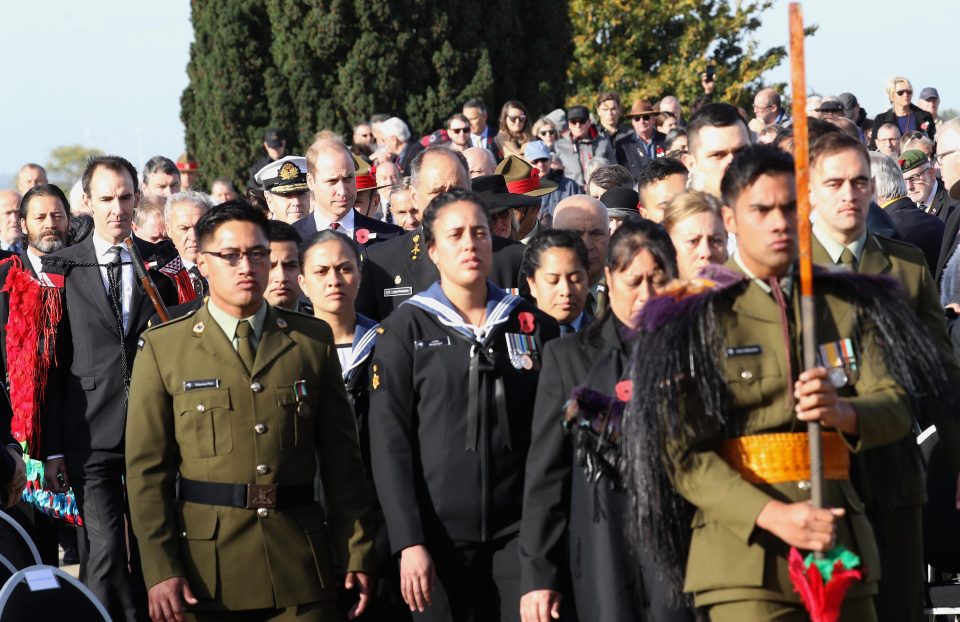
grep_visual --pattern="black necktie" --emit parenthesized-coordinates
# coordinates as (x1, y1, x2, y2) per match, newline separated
(189, 265, 206, 297)
(107, 246, 124, 337)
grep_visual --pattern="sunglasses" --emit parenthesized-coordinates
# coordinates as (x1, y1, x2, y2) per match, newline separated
(507, 115, 527, 123)
(569, 119, 587, 125)
(896, 89, 913, 96)
(538, 130, 557, 137)
(448, 127, 470, 134)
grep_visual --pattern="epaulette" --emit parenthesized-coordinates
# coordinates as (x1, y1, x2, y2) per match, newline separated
(142, 307, 200, 335)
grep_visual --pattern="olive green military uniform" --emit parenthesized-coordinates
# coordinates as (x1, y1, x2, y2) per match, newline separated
(126, 302, 375, 619)
(673, 257, 912, 621)
(814, 228, 960, 622)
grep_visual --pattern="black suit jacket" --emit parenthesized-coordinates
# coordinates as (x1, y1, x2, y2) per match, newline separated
(873, 103, 936, 141)
(396, 141, 425, 175)
(615, 131, 667, 181)
(356, 228, 526, 321)
(927, 179, 956, 222)
(883, 196, 944, 274)
(293, 210, 402, 249)
(940, 206, 960, 282)
(41, 236, 179, 457)
(866, 201, 900, 240)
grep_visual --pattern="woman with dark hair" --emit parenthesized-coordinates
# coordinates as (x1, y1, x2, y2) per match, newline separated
(369, 189, 559, 622)
(521, 228, 591, 333)
(520, 216, 693, 622)
(495, 100, 534, 159)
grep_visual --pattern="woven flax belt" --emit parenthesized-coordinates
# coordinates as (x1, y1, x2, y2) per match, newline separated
(719, 431, 850, 484)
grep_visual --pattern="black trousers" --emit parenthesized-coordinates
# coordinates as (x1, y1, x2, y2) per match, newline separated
(870, 504, 924, 622)
(67, 449, 149, 622)
(414, 534, 521, 622)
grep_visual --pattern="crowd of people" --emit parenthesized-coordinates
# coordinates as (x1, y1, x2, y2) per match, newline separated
(1, 70, 959, 622)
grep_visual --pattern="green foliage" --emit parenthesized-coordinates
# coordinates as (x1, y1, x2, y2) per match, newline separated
(565, 0, 806, 116)
(45, 145, 105, 188)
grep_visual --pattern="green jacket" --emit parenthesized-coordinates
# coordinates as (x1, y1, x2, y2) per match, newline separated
(126, 303, 375, 611)
(673, 260, 911, 607)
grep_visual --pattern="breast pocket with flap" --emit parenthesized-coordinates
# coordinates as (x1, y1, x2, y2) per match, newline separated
(173, 388, 233, 458)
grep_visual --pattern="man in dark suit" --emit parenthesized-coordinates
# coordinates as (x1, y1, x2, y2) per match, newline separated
(294, 139, 401, 248)
(870, 150, 943, 273)
(811, 133, 960, 622)
(379, 117, 424, 175)
(41, 155, 179, 621)
(356, 147, 525, 321)
(616, 99, 667, 182)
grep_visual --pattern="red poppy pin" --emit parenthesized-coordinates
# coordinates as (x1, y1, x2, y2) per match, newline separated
(615, 380, 633, 402)
(898, 158, 906, 168)
(922, 121, 930, 131)
(656, 146, 665, 157)
(518, 311, 535, 334)
(356, 228, 370, 244)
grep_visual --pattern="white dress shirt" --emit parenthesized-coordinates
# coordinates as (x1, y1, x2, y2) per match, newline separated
(25, 247, 54, 286)
(312, 208, 356, 239)
(91, 233, 134, 332)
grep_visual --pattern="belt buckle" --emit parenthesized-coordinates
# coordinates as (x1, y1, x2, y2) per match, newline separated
(245, 484, 277, 509)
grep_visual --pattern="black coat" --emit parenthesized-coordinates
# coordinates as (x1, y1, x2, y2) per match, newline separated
(883, 196, 944, 274)
(615, 131, 667, 182)
(41, 236, 179, 457)
(873, 103, 936, 141)
(926, 179, 956, 222)
(369, 293, 559, 552)
(520, 315, 693, 622)
(356, 228, 526, 321)
(940, 205, 960, 282)
(867, 201, 900, 240)
(293, 210, 402, 249)
(396, 141, 425, 175)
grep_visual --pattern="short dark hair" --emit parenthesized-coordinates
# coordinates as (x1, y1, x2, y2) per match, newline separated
(299, 229, 362, 268)
(720, 145, 795, 208)
(807, 117, 841, 143)
(686, 103, 749, 151)
(142, 155, 180, 183)
(20, 184, 70, 220)
(422, 189, 490, 248)
(369, 113, 391, 124)
(597, 91, 621, 108)
(810, 131, 869, 171)
(81, 155, 139, 197)
(268, 220, 302, 245)
(588, 164, 634, 191)
(463, 98, 487, 114)
(636, 157, 688, 191)
(195, 200, 270, 246)
(520, 228, 590, 282)
(607, 215, 678, 277)
(664, 128, 687, 153)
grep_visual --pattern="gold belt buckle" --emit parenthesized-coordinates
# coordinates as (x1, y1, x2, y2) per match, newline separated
(245, 484, 277, 509)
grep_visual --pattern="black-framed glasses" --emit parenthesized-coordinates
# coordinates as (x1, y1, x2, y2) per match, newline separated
(538, 130, 557, 136)
(507, 114, 527, 123)
(448, 127, 470, 134)
(568, 119, 587, 125)
(202, 248, 271, 266)
(896, 89, 913, 96)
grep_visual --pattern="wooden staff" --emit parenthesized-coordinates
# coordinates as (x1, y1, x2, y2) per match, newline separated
(123, 237, 170, 323)
(788, 3, 823, 512)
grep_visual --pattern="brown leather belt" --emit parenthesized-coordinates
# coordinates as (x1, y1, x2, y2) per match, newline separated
(718, 431, 850, 484)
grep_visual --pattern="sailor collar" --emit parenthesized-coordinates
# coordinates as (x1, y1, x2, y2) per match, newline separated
(403, 280, 522, 343)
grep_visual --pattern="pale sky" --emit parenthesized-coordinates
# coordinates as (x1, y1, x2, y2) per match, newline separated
(0, 1, 952, 180)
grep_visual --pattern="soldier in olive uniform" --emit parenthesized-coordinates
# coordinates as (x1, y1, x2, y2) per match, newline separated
(126, 201, 375, 622)
(623, 146, 933, 621)
(809, 133, 960, 622)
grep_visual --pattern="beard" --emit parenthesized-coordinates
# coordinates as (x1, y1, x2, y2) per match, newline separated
(29, 231, 66, 254)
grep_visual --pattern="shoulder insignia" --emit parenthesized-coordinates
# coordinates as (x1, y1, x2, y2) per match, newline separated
(193, 321, 205, 334)
(371, 363, 382, 391)
(376, 326, 385, 335)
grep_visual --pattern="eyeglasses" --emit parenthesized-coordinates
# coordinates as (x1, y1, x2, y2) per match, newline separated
(538, 130, 557, 137)
(448, 127, 470, 134)
(937, 149, 959, 165)
(507, 115, 527, 123)
(568, 119, 587, 126)
(532, 158, 549, 164)
(753, 104, 772, 111)
(896, 89, 913, 96)
(202, 248, 271, 266)
(632, 115, 653, 122)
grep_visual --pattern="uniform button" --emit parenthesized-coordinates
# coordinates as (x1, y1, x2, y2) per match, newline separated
(257, 508, 269, 518)
(254, 424, 267, 434)
(196, 404, 206, 412)
(798, 480, 811, 490)
(257, 464, 270, 475)
(740, 370, 754, 380)
(180, 531, 187, 537)
(251, 382, 263, 393)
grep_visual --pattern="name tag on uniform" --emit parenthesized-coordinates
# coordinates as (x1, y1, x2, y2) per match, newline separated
(183, 378, 220, 391)
(415, 337, 452, 349)
(384, 286, 413, 298)
(726, 345, 762, 357)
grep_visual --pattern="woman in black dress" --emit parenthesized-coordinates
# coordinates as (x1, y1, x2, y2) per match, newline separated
(370, 189, 559, 622)
(519, 216, 694, 622)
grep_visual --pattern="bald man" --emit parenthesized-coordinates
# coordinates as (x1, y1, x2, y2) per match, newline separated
(357, 147, 527, 320)
(293, 138, 401, 246)
(463, 147, 497, 179)
(0, 191, 22, 253)
(749, 88, 790, 134)
(553, 196, 610, 289)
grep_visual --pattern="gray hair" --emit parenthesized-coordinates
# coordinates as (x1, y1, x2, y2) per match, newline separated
(868, 152, 907, 203)
(164, 190, 214, 223)
(410, 146, 468, 188)
(379, 117, 411, 142)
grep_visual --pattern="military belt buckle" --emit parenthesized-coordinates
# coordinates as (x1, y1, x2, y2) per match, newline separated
(245, 484, 277, 509)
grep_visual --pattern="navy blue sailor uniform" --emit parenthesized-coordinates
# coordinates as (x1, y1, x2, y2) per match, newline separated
(369, 282, 559, 621)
